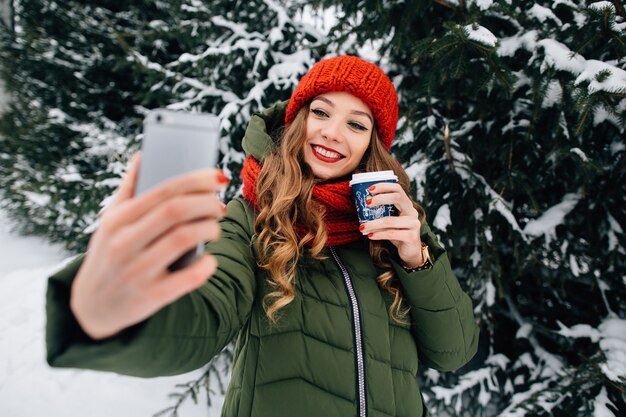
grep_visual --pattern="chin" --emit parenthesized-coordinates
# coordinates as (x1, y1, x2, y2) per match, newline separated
(310, 166, 351, 181)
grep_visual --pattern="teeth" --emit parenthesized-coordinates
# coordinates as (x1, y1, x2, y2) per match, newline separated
(314, 146, 342, 159)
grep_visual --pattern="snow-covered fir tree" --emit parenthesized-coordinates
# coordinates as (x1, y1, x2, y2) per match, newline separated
(317, 0, 626, 415)
(1, 0, 625, 416)
(0, 0, 324, 250)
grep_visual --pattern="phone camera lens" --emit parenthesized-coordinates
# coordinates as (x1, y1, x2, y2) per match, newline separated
(156, 114, 162, 123)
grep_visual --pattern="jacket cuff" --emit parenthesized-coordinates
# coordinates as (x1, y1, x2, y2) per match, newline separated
(45, 254, 148, 373)
(392, 244, 463, 312)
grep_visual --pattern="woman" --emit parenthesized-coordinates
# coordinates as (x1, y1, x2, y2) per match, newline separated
(46, 56, 479, 417)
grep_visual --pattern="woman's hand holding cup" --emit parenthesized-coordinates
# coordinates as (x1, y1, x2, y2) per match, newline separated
(351, 172, 423, 268)
(70, 153, 229, 340)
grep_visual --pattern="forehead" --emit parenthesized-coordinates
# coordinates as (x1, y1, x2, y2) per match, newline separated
(312, 91, 372, 115)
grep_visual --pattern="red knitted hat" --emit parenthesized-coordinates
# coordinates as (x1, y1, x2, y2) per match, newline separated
(285, 55, 399, 150)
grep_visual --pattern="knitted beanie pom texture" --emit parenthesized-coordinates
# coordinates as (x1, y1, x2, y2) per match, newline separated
(284, 55, 399, 150)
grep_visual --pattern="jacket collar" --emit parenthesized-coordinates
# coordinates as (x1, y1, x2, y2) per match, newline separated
(241, 100, 289, 161)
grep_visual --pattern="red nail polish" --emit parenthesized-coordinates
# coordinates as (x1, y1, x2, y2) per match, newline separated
(368, 185, 376, 192)
(359, 224, 365, 231)
(367, 233, 374, 238)
(216, 171, 230, 184)
(365, 196, 372, 206)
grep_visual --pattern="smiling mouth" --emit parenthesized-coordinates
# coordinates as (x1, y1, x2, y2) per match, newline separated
(311, 145, 345, 163)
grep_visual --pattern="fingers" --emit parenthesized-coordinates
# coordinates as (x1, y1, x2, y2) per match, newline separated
(366, 182, 415, 215)
(110, 153, 142, 207)
(120, 217, 222, 282)
(146, 254, 218, 307)
(112, 193, 225, 260)
(366, 228, 419, 243)
(100, 168, 230, 234)
(361, 215, 421, 235)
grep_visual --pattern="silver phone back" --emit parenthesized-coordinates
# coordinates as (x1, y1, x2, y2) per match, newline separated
(136, 109, 220, 196)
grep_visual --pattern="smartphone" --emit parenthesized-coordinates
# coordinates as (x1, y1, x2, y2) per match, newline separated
(135, 109, 221, 271)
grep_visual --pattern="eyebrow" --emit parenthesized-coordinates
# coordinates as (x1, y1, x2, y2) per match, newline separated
(312, 96, 374, 125)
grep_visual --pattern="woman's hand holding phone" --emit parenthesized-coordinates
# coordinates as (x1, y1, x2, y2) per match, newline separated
(69, 153, 229, 340)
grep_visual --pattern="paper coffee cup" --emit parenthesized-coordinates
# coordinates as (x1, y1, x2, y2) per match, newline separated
(350, 171, 398, 224)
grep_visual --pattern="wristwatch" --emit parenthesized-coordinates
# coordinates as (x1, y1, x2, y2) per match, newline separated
(401, 242, 433, 272)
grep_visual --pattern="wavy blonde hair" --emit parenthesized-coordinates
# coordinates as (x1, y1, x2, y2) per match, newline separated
(255, 105, 425, 324)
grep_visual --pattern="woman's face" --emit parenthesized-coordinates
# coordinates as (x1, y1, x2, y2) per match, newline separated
(303, 91, 373, 181)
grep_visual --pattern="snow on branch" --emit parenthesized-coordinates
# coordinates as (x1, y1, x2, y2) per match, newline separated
(537, 39, 586, 74)
(589, 1, 615, 13)
(598, 316, 626, 383)
(462, 23, 498, 47)
(523, 192, 581, 242)
(574, 59, 626, 94)
(556, 321, 601, 342)
(529, 4, 563, 25)
(431, 360, 506, 414)
(460, 165, 528, 241)
(500, 32, 626, 96)
(130, 51, 240, 107)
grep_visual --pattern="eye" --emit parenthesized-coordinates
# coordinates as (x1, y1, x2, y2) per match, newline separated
(311, 108, 328, 118)
(349, 121, 368, 131)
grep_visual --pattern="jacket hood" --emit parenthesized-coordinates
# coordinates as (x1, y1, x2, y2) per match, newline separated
(241, 100, 289, 161)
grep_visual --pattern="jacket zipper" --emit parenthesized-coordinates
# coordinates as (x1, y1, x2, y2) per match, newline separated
(330, 247, 367, 417)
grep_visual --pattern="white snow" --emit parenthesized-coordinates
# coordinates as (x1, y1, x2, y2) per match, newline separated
(537, 39, 586, 74)
(22, 191, 52, 207)
(542, 80, 562, 108)
(606, 213, 623, 251)
(556, 321, 601, 342)
(594, 387, 617, 417)
(532, 38, 626, 96)
(523, 193, 580, 241)
(484, 228, 493, 242)
(594, 106, 623, 129)
(433, 204, 451, 231)
(485, 280, 496, 307)
(463, 24, 498, 48)
(598, 317, 626, 383)
(516, 323, 533, 339)
(444, 0, 493, 8)
(574, 59, 626, 94)
(498, 31, 538, 57)
(475, 0, 493, 11)
(0, 209, 225, 416)
(267, 50, 311, 86)
(529, 4, 562, 25)
(404, 158, 429, 202)
(589, 2, 615, 12)
(555, 317, 626, 384)
(570, 147, 589, 162)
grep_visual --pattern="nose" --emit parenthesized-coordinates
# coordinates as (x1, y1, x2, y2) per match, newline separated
(321, 119, 343, 142)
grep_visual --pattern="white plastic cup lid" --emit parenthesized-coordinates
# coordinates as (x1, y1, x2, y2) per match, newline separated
(349, 170, 398, 186)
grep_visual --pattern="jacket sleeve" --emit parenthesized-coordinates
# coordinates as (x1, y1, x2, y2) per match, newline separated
(45, 198, 257, 377)
(392, 222, 479, 372)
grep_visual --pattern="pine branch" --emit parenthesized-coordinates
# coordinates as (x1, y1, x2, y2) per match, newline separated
(573, 33, 600, 56)
(430, 39, 460, 58)
(443, 123, 456, 176)
(575, 107, 592, 135)
(609, 0, 626, 20)
(154, 362, 218, 417)
(102, 15, 130, 54)
(431, 0, 456, 10)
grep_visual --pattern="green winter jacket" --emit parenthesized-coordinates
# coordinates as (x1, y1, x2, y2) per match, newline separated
(46, 103, 479, 417)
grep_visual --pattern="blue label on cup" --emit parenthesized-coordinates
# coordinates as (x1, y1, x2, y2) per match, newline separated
(351, 177, 398, 224)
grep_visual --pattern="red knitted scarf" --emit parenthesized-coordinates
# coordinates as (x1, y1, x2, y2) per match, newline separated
(241, 156, 363, 246)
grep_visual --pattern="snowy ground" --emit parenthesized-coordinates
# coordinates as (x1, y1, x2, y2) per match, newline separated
(0, 210, 225, 417)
